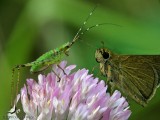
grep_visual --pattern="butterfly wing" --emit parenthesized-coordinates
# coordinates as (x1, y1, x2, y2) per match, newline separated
(110, 55, 160, 106)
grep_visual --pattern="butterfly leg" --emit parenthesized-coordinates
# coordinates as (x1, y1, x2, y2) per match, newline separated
(109, 81, 115, 94)
(106, 75, 115, 94)
(106, 65, 116, 94)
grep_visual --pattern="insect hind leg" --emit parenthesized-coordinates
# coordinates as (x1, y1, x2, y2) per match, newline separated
(10, 68, 15, 108)
(10, 64, 29, 108)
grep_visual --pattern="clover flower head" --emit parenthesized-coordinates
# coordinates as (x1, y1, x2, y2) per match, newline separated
(8, 61, 131, 120)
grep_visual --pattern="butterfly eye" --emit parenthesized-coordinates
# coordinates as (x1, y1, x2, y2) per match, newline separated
(96, 58, 100, 63)
(102, 51, 109, 59)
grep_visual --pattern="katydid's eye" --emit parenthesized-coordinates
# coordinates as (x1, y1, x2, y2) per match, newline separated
(67, 45, 70, 48)
(102, 52, 109, 59)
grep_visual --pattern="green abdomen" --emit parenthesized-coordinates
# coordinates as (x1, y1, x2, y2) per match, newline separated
(30, 50, 62, 73)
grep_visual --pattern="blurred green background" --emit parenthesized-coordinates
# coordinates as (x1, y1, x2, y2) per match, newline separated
(0, 0, 160, 119)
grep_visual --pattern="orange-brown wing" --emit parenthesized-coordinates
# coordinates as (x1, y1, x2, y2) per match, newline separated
(110, 55, 160, 106)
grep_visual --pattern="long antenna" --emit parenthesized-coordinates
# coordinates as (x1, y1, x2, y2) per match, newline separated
(69, 5, 98, 47)
(80, 23, 121, 36)
(69, 5, 122, 47)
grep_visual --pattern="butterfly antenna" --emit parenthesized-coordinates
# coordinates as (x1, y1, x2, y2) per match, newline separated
(101, 41, 105, 48)
(69, 4, 98, 47)
(79, 38, 97, 49)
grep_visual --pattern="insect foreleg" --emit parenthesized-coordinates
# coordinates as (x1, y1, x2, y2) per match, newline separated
(64, 50, 69, 56)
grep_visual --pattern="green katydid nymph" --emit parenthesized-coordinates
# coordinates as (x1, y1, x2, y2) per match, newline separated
(10, 5, 120, 110)
(10, 5, 99, 108)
